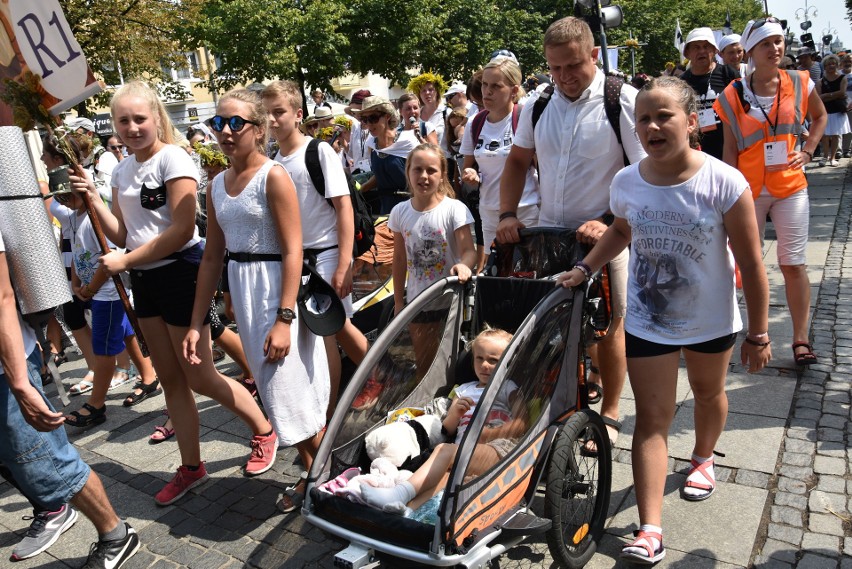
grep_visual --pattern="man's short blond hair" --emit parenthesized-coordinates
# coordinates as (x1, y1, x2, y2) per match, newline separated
(261, 80, 303, 111)
(543, 16, 594, 53)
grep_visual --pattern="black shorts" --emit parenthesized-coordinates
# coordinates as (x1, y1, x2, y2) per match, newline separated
(625, 331, 737, 358)
(129, 260, 210, 328)
(62, 295, 87, 331)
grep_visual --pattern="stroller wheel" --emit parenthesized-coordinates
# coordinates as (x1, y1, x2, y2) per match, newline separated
(544, 409, 612, 568)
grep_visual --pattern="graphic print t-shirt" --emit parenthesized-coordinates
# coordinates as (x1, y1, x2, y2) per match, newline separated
(387, 197, 474, 302)
(611, 156, 746, 344)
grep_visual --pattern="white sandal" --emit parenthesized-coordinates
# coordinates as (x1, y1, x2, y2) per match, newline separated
(108, 367, 133, 391)
(69, 371, 95, 395)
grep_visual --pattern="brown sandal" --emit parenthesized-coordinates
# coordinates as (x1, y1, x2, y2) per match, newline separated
(792, 342, 817, 366)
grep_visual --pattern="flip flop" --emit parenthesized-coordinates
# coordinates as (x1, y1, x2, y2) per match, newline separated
(586, 365, 603, 405)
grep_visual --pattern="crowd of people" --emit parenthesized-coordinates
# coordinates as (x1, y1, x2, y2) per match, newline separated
(0, 11, 840, 569)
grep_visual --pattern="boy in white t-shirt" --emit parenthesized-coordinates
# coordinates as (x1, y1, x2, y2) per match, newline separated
(262, 80, 369, 419)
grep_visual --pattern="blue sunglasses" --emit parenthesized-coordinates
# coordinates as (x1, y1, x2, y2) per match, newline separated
(208, 115, 260, 133)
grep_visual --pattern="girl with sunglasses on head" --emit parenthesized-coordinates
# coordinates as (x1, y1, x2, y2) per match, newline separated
(356, 96, 421, 214)
(714, 18, 827, 367)
(69, 80, 275, 506)
(185, 88, 331, 512)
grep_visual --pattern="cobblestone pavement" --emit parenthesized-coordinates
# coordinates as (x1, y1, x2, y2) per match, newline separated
(0, 162, 849, 568)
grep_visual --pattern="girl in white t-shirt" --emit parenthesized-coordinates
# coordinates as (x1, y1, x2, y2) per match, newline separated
(461, 56, 539, 253)
(70, 81, 273, 506)
(558, 76, 771, 564)
(388, 143, 476, 379)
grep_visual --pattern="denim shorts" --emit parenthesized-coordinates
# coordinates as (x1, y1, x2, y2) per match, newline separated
(91, 299, 135, 356)
(0, 349, 90, 510)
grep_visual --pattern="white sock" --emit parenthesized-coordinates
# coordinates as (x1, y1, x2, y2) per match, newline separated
(623, 524, 662, 558)
(684, 455, 714, 498)
(360, 481, 416, 513)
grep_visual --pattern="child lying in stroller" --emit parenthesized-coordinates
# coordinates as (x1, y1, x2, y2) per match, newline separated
(359, 326, 528, 515)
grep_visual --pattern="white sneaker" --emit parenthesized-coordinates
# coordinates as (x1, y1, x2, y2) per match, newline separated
(829, 160, 839, 167)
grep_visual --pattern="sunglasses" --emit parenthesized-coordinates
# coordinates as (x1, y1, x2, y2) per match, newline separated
(745, 17, 781, 39)
(360, 114, 383, 125)
(108, 144, 124, 151)
(208, 115, 260, 133)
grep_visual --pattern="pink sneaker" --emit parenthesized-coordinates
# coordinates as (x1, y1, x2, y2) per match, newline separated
(154, 464, 209, 506)
(245, 431, 278, 476)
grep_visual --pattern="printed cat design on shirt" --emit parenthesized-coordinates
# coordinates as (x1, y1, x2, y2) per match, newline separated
(140, 182, 167, 210)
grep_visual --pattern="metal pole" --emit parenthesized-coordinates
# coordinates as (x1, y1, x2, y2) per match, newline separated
(630, 30, 636, 77)
(597, 1, 610, 74)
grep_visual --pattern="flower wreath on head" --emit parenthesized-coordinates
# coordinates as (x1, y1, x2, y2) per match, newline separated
(406, 71, 449, 99)
(333, 115, 353, 131)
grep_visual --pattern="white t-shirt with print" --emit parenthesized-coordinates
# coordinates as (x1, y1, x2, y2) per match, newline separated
(387, 197, 474, 302)
(611, 155, 746, 344)
(72, 212, 121, 302)
(452, 379, 519, 443)
(0, 229, 37, 374)
(111, 144, 200, 270)
(274, 138, 349, 250)
(459, 111, 539, 210)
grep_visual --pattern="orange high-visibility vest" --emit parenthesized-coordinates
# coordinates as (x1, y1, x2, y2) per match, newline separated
(714, 70, 808, 199)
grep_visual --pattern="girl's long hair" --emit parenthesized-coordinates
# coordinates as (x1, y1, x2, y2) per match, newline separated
(405, 143, 456, 198)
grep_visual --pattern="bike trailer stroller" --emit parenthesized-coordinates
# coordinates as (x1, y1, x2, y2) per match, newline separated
(303, 228, 613, 569)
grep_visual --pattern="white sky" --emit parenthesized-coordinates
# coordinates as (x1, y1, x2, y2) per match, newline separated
(765, 0, 849, 46)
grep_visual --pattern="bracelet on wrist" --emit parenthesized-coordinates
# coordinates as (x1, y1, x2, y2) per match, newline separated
(499, 211, 517, 222)
(802, 149, 813, 161)
(573, 261, 592, 280)
(744, 337, 771, 347)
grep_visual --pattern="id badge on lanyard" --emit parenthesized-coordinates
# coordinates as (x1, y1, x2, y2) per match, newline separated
(764, 140, 788, 171)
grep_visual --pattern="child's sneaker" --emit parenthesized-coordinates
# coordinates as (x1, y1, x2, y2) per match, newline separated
(154, 464, 209, 505)
(245, 431, 278, 476)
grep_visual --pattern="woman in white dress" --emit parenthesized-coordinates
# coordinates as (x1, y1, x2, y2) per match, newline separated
(183, 88, 329, 510)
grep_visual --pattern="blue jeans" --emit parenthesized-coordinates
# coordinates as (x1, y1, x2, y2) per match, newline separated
(0, 349, 90, 510)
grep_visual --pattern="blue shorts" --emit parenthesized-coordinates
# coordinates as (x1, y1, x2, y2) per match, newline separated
(91, 299, 135, 356)
(0, 349, 90, 510)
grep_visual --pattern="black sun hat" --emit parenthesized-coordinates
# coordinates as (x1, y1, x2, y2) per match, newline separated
(298, 263, 346, 336)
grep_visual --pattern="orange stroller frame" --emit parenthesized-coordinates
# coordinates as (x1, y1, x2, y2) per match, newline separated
(303, 228, 613, 569)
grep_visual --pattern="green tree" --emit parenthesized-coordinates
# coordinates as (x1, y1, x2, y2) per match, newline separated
(61, 0, 203, 112)
(604, 0, 763, 75)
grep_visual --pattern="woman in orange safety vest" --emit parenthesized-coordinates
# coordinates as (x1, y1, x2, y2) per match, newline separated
(714, 18, 826, 366)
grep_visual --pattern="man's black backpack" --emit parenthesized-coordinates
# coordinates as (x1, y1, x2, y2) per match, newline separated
(304, 138, 375, 257)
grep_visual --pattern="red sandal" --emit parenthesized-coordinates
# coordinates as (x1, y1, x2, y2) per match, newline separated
(621, 529, 665, 564)
(792, 342, 817, 366)
(683, 458, 715, 501)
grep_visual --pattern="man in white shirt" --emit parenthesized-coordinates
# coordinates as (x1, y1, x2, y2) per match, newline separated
(345, 89, 372, 174)
(497, 16, 646, 449)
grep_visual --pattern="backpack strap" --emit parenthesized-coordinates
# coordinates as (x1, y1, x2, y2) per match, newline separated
(305, 137, 328, 203)
(603, 75, 630, 166)
(470, 109, 489, 145)
(531, 85, 554, 130)
(603, 75, 623, 147)
(510, 103, 520, 133)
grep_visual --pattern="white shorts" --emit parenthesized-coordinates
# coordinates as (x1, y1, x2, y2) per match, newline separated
(753, 187, 809, 266)
(313, 248, 355, 319)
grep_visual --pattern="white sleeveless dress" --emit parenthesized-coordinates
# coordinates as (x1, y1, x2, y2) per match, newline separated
(211, 160, 329, 444)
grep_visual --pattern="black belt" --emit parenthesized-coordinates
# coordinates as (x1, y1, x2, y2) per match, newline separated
(227, 252, 282, 263)
(303, 245, 338, 266)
